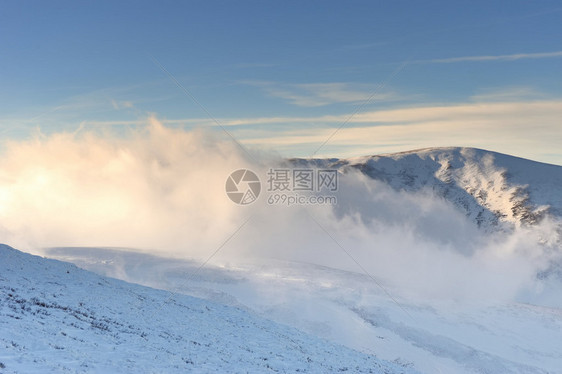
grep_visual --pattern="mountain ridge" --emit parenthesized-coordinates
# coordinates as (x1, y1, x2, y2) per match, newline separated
(291, 147, 562, 229)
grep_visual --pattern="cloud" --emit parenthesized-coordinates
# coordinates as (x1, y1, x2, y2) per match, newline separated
(111, 100, 135, 110)
(0, 122, 559, 307)
(233, 99, 562, 163)
(243, 81, 395, 107)
(0, 81, 174, 138)
(0, 118, 257, 254)
(423, 51, 562, 64)
(469, 87, 547, 102)
(9, 97, 562, 164)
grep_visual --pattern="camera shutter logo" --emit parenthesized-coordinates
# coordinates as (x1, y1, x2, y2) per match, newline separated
(225, 169, 261, 205)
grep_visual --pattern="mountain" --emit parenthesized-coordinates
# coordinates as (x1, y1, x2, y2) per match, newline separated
(292, 147, 562, 229)
(0, 244, 417, 374)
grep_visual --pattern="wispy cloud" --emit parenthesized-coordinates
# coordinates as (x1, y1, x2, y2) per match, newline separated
(73, 99, 557, 161)
(111, 100, 135, 110)
(233, 99, 562, 163)
(242, 81, 395, 107)
(4, 92, 561, 164)
(469, 86, 547, 102)
(424, 51, 562, 64)
(73, 97, 562, 128)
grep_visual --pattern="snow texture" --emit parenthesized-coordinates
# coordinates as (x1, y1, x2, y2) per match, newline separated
(0, 244, 417, 374)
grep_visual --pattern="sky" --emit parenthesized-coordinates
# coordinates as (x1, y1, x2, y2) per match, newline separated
(1, 0, 561, 164)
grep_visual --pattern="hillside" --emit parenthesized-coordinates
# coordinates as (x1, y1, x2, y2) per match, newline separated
(293, 147, 562, 229)
(0, 244, 416, 374)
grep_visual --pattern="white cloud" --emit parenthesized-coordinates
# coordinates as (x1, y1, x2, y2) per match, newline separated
(0, 118, 253, 253)
(111, 100, 135, 110)
(0, 120, 558, 307)
(424, 51, 562, 64)
(243, 81, 395, 107)
(233, 99, 562, 163)
(10, 97, 562, 164)
(469, 87, 547, 102)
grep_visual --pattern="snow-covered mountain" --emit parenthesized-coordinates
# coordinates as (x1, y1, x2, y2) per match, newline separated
(0, 244, 416, 373)
(292, 147, 562, 229)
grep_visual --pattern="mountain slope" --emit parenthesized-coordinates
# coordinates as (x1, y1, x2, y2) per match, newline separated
(44, 246, 562, 374)
(294, 147, 562, 229)
(0, 244, 417, 374)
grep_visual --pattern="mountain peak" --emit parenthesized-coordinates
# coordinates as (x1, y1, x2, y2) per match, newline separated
(293, 147, 562, 229)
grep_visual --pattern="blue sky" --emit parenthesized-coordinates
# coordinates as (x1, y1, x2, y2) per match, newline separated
(1, 1, 561, 163)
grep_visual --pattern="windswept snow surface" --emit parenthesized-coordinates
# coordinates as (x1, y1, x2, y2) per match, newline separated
(0, 244, 417, 374)
(46, 246, 562, 374)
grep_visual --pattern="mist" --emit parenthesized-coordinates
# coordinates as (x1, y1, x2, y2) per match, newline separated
(1, 119, 560, 307)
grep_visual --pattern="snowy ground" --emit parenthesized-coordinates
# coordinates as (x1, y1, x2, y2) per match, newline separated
(45, 246, 562, 374)
(0, 244, 417, 373)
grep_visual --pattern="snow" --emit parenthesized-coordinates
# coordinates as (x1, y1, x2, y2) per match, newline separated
(44, 246, 562, 374)
(0, 244, 417, 373)
(319, 147, 562, 229)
